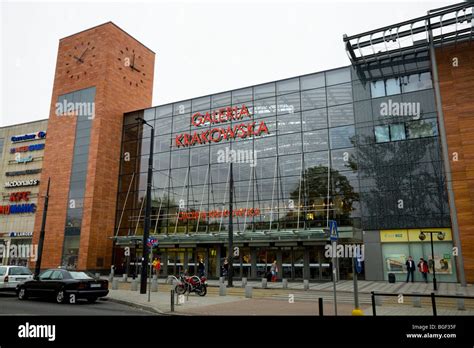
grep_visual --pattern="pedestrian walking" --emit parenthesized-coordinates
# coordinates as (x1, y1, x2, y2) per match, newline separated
(418, 257, 429, 283)
(152, 257, 161, 276)
(270, 260, 278, 282)
(405, 256, 416, 283)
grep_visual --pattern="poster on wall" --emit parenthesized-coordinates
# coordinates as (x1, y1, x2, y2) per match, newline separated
(428, 255, 452, 274)
(385, 254, 407, 273)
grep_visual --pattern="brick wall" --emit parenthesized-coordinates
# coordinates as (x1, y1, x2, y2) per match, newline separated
(436, 41, 474, 282)
(32, 22, 155, 270)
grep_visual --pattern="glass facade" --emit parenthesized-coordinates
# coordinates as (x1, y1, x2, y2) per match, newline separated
(115, 66, 451, 280)
(59, 87, 96, 268)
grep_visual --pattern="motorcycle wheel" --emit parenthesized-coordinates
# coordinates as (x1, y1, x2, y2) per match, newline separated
(175, 284, 186, 295)
(197, 286, 207, 297)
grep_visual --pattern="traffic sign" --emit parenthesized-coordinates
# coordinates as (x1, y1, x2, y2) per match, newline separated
(146, 237, 158, 248)
(329, 220, 338, 241)
(355, 246, 363, 274)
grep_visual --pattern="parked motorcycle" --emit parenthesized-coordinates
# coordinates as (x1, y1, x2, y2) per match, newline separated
(175, 274, 207, 296)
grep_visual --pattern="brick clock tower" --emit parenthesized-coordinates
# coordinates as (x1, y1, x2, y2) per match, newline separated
(32, 22, 155, 271)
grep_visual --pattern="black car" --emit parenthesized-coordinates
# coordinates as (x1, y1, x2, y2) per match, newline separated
(16, 268, 109, 304)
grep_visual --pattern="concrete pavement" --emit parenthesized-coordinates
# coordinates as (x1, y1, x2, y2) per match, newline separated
(105, 278, 474, 316)
(203, 279, 474, 296)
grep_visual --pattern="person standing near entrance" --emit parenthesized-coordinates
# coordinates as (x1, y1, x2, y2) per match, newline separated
(405, 256, 415, 283)
(197, 258, 205, 277)
(270, 260, 278, 282)
(418, 257, 429, 283)
(222, 258, 229, 278)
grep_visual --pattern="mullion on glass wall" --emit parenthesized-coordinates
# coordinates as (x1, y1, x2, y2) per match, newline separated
(322, 71, 330, 228)
(274, 84, 280, 231)
(166, 109, 173, 234)
(116, 69, 449, 238)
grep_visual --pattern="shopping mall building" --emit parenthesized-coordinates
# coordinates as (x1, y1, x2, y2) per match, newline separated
(1, 2, 473, 283)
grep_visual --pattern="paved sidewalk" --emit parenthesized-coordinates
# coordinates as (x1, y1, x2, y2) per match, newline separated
(106, 279, 474, 316)
(108, 276, 474, 296)
(203, 279, 474, 296)
(106, 288, 371, 316)
(107, 289, 247, 315)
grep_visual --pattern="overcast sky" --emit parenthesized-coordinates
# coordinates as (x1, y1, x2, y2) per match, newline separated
(0, 0, 454, 126)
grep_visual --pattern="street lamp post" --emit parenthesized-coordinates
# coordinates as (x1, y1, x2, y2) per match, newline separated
(227, 161, 234, 287)
(136, 117, 154, 294)
(419, 231, 445, 291)
(430, 233, 436, 291)
(35, 178, 50, 278)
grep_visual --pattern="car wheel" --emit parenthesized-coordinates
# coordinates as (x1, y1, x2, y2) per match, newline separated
(56, 288, 66, 304)
(87, 297, 97, 303)
(18, 287, 28, 300)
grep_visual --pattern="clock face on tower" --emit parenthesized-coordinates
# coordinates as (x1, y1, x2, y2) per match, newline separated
(117, 47, 147, 87)
(64, 41, 96, 80)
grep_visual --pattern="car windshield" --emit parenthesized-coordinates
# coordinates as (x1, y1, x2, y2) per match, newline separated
(0, 267, 6, 276)
(69, 272, 94, 280)
(9, 267, 32, 276)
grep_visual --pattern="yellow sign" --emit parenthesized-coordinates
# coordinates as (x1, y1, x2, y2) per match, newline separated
(380, 229, 452, 242)
(380, 230, 408, 242)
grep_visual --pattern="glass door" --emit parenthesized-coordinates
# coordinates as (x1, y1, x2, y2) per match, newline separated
(241, 247, 251, 278)
(167, 250, 176, 276)
(282, 248, 292, 279)
(208, 247, 217, 278)
(293, 248, 304, 279)
(186, 248, 195, 275)
(256, 248, 267, 278)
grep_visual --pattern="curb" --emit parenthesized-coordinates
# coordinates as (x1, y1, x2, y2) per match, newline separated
(106, 296, 166, 315)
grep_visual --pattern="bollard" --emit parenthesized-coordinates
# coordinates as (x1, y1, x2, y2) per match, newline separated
(431, 292, 437, 316)
(219, 283, 227, 296)
(138, 274, 141, 282)
(303, 279, 309, 290)
(245, 285, 253, 298)
(219, 277, 224, 284)
(151, 279, 158, 292)
(262, 278, 267, 289)
(131, 279, 138, 291)
(112, 278, 119, 290)
(242, 277, 247, 288)
(122, 274, 128, 282)
(412, 292, 421, 308)
(318, 297, 324, 316)
(456, 292, 465, 311)
(170, 290, 175, 312)
(371, 292, 377, 316)
(282, 278, 288, 289)
(95, 273, 100, 279)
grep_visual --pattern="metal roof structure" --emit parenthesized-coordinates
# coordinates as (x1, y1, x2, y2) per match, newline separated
(111, 226, 361, 246)
(343, 2, 473, 82)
